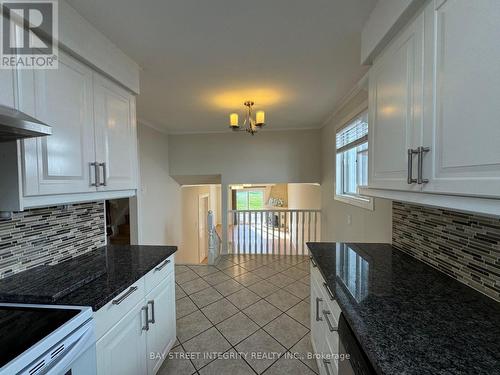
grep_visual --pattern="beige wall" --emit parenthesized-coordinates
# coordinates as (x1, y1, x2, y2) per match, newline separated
(320, 90, 392, 242)
(287, 183, 321, 210)
(168, 130, 321, 185)
(136, 123, 182, 247)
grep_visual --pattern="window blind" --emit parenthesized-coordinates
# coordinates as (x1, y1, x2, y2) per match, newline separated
(336, 111, 368, 153)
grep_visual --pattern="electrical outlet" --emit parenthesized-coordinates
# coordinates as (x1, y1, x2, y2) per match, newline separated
(347, 214, 352, 225)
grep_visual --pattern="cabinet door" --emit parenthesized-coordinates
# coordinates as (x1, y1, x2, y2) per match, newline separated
(20, 51, 96, 196)
(146, 273, 176, 375)
(94, 75, 138, 191)
(421, 0, 500, 197)
(310, 271, 326, 375)
(0, 13, 17, 108)
(0, 69, 16, 108)
(368, 11, 424, 191)
(96, 301, 148, 375)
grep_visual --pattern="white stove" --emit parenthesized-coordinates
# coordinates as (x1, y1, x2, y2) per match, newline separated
(0, 303, 96, 375)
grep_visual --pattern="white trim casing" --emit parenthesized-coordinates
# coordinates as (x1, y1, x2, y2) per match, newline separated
(334, 193, 374, 211)
(359, 187, 500, 218)
(22, 190, 136, 210)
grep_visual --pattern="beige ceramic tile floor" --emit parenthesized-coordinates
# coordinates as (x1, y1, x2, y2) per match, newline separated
(158, 254, 317, 375)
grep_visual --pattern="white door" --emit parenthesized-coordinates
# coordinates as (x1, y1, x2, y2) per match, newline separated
(198, 195, 209, 263)
(146, 273, 176, 375)
(20, 51, 96, 196)
(94, 74, 138, 191)
(96, 301, 147, 375)
(368, 11, 424, 191)
(421, 0, 500, 197)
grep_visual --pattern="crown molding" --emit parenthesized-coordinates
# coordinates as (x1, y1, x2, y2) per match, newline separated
(137, 117, 170, 135)
(320, 72, 369, 129)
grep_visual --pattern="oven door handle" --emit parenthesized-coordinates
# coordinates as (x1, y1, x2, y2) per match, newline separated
(43, 321, 95, 375)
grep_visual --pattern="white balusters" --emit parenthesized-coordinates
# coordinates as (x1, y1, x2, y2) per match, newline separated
(227, 209, 321, 256)
(207, 210, 221, 265)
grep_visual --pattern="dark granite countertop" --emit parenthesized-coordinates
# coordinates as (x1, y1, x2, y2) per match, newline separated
(0, 245, 177, 311)
(307, 242, 500, 375)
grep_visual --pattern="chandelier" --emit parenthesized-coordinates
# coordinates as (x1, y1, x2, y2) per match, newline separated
(229, 101, 266, 135)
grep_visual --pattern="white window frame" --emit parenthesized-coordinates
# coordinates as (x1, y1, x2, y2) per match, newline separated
(334, 107, 374, 211)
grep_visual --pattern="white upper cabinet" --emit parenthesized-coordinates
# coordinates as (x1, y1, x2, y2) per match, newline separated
(0, 13, 17, 108)
(421, 0, 500, 198)
(366, 0, 500, 203)
(94, 75, 138, 192)
(368, 11, 424, 191)
(20, 51, 96, 196)
(0, 4, 139, 212)
(0, 69, 16, 108)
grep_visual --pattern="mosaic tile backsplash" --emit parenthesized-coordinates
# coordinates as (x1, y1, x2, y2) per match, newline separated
(392, 201, 500, 301)
(0, 202, 105, 279)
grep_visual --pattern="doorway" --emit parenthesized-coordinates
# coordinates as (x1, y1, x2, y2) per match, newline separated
(198, 193, 210, 263)
(105, 198, 130, 245)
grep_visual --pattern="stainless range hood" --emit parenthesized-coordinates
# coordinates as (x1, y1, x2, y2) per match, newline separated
(0, 105, 51, 142)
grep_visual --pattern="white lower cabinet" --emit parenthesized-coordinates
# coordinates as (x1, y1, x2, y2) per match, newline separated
(146, 273, 176, 375)
(96, 301, 147, 375)
(310, 261, 340, 375)
(95, 256, 176, 375)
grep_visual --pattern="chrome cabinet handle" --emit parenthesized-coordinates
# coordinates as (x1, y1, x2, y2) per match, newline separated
(155, 258, 171, 271)
(407, 149, 418, 184)
(323, 310, 338, 332)
(147, 300, 155, 324)
(309, 256, 317, 267)
(315, 297, 323, 321)
(90, 162, 99, 186)
(112, 286, 138, 305)
(141, 305, 149, 331)
(417, 146, 430, 184)
(99, 162, 107, 186)
(323, 282, 335, 300)
(323, 359, 333, 375)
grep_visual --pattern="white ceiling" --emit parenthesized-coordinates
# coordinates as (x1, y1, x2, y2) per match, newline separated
(66, 0, 376, 133)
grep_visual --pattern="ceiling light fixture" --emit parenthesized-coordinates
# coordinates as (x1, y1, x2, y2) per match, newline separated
(229, 101, 266, 135)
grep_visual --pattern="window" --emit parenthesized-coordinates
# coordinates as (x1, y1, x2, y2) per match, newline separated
(335, 110, 373, 210)
(236, 189, 264, 210)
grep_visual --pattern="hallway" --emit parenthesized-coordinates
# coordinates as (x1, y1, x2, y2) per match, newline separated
(160, 254, 316, 375)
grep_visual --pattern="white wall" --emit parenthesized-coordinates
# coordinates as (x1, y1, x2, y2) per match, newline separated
(321, 90, 392, 242)
(136, 123, 182, 247)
